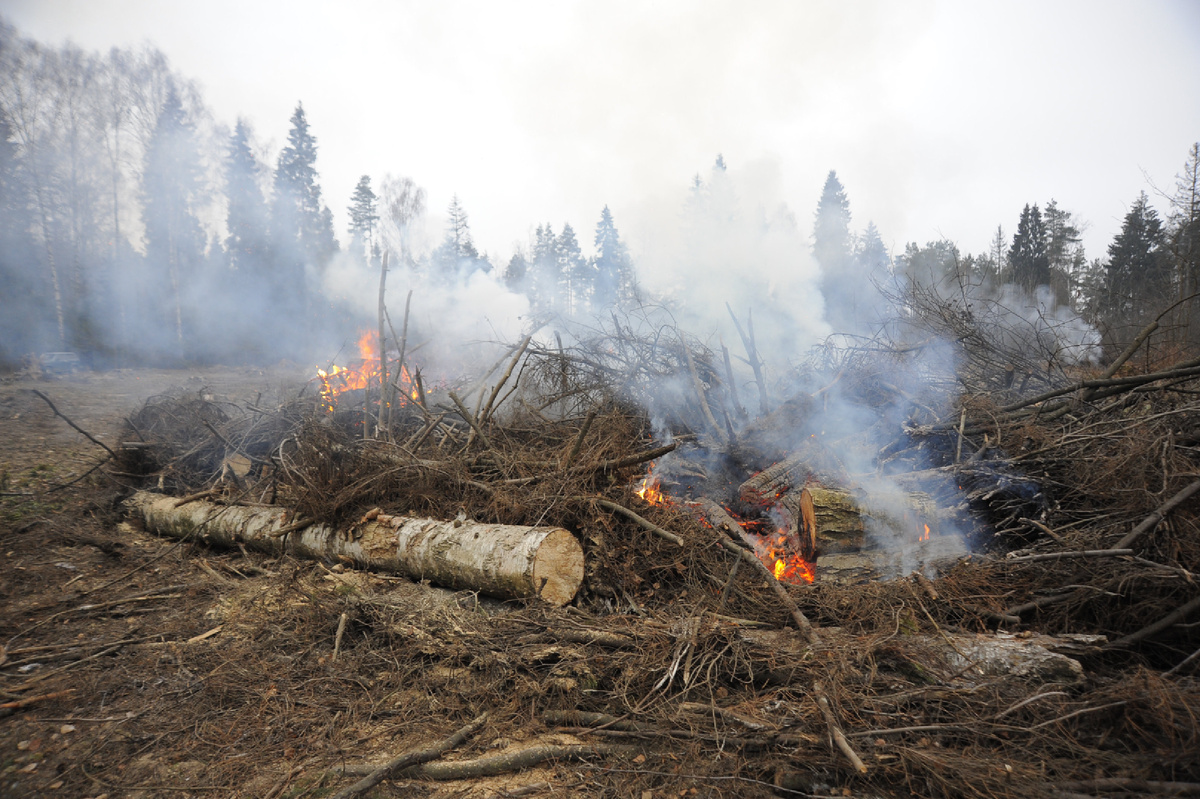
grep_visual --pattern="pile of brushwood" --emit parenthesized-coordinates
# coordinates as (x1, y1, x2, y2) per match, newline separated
(21, 306, 1200, 798)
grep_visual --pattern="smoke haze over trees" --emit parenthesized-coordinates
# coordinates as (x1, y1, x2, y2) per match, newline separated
(0, 17, 1198, 372)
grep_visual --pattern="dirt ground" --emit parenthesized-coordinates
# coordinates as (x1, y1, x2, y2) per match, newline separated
(0, 367, 638, 799)
(3, 365, 1199, 799)
(0, 366, 425, 798)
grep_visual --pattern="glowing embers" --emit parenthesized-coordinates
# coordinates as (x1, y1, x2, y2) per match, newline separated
(632, 461, 815, 584)
(763, 530, 817, 584)
(723, 504, 816, 585)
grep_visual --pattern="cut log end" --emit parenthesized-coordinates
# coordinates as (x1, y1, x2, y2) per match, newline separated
(531, 528, 585, 607)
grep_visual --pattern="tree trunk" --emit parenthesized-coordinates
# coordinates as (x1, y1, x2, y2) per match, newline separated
(125, 491, 584, 606)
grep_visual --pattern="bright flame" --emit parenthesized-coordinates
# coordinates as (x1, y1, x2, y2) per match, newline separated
(632, 464, 815, 584)
(634, 461, 672, 507)
(920, 523, 931, 542)
(314, 331, 425, 412)
(758, 529, 816, 584)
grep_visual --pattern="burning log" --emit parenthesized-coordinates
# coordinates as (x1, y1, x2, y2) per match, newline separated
(125, 491, 584, 606)
(737, 436, 850, 500)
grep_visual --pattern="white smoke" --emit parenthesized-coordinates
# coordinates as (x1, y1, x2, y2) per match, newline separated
(318, 249, 531, 375)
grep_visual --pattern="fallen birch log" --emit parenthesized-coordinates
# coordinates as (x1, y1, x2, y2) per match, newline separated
(125, 491, 584, 606)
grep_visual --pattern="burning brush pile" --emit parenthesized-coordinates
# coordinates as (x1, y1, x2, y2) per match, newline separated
(103, 312, 1200, 797)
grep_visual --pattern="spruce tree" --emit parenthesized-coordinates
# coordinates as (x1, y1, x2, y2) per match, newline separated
(855, 221, 890, 281)
(813, 170, 852, 273)
(529, 223, 561, 312)
(592, 205, 635, 309)
(142, 85, 204, 354)
(270, 103, 336, 304)
(1008, 204, 1050, 291)
(556, 222, 588, 315)
(503, 251, 528, 294)
(1102, 192, 1170, 332)
(224, 119, 270, 275)
(432, 195, 483, 279)
(813, 170, 862, 332)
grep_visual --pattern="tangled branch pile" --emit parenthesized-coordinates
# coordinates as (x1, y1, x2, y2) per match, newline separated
(94, 310, 1200, 798)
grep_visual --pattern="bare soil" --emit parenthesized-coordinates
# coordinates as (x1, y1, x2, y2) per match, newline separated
(3, 365, 1198, 799)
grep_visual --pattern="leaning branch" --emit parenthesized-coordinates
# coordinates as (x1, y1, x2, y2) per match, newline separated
(30, 390, 117, 460)
(591, 498, 683, 546)
(694, 498, 821, 646)
(1115, 478, 1200, 550)
(814, 681, 868, 775)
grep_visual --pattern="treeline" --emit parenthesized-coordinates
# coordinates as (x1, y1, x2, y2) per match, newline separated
(1, 17, 1197, 371)
(810, 157, 1200, 354)
(0, 21, 639, 369)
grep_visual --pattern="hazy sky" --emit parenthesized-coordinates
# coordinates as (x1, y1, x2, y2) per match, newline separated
(4, 0, 1199, 265)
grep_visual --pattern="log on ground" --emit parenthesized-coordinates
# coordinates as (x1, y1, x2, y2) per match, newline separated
(125, 491, 584, 606)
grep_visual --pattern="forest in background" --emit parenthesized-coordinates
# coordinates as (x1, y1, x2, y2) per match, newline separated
(1, 17, 1198, 371)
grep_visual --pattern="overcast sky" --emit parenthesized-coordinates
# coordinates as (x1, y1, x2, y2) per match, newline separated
(4, 0, 1199, 266)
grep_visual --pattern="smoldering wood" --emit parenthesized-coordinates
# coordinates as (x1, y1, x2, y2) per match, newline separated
(694, 498, 822, 646)
(125, 491, 584, 606)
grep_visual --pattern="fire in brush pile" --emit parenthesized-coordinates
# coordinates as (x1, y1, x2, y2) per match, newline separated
(315, 331, 423, 412)
(635, 462, 816, 584)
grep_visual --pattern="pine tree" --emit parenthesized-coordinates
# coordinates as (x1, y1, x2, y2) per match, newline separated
(432, 195, 483, 279)
(142, 85, 204, 354)
(1008, 204, 1050, 291)
(224, 119, 270, 275)
(592, 205, 635, 309)
(1102, 192, 1170, 332)
(1043, 199, 1085, 305)
(347, 175, 379, 264)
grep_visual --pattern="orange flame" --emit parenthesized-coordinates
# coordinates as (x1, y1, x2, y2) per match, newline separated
(758, 528, 816, 584)
(631, 463, 815, 584)
(315, 331, 424, 412)
(634, 462, 672, 507)
(920, 523, 930, 542)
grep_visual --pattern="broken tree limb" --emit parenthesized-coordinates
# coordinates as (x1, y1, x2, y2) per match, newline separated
(1115, 478, 1200, 550)
(1005, 549, 1133, 563)
(449, 390, 494, 451)
(814, 681, 868, 775)
(582, 442, 678, 476)
(683, 344, 728, 446)
(481, 334, 532, 427)
(327, 711, 489, 799)
(562, 408, 597, 469)
(694, 498, 821, 646)
(377, 250, 389, 437)
(1106, 593, 1200, 650)
(30, 390, 118, 460)
(592, 498, 683, 546)
(400, 744, 635, 780)
(126, 491, 584, 606)
(726, 304, 768, 416)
